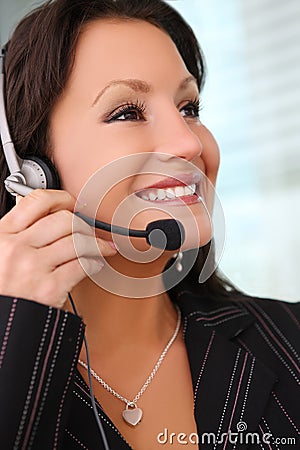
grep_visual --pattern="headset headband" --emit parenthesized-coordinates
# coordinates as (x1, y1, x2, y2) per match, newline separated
(0, 46, 25, 182)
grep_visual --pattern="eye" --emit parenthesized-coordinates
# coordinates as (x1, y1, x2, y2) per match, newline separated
(180, 99, 202, 119)
(104, 100, 146, 123)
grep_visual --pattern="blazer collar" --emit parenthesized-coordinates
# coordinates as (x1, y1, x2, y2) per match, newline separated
(170, 287, 255, 339)
(169, 288, 278, 449)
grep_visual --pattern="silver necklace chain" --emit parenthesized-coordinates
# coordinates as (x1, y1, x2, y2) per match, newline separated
(78, 305, 181, 408)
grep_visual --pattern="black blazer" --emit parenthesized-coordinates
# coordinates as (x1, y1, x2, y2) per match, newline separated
(0, 288, 299, 449)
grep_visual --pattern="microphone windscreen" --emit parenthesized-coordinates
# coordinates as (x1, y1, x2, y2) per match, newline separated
(146, 219, 185, 250)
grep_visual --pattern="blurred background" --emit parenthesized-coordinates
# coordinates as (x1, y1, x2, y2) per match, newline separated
(1, 0, 299, 302)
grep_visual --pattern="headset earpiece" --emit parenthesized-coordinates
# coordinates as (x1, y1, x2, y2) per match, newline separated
(19, 154, 61, 190)
(4, 154, 61, 196)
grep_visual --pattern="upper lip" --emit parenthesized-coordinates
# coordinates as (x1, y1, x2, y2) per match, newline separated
(136, 173, 201, 191)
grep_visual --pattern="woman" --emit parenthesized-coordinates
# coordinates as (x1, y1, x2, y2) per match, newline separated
(0, 0, 299, 449)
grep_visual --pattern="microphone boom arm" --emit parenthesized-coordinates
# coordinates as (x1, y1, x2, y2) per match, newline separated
(74, 212, 147, 237)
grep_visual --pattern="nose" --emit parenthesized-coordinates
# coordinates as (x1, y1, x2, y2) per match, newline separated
(153, 105, 203, 162)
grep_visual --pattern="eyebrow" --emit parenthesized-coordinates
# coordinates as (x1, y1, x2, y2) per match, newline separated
(92, 75, 198, 107)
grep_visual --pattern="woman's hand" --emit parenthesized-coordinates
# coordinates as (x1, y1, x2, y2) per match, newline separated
(0, 189, 117, 308)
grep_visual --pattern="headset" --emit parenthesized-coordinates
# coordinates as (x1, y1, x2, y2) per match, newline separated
(0, 48, 61, 194)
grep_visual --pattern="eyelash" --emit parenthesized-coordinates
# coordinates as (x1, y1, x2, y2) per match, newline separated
(104, 100, 146, 123)
(104, 98, 203, 123)
(181, 97, 202, 119)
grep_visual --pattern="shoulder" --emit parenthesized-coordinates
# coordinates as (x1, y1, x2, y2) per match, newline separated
(174, 291, 300, 443)
(234, 295, 300, 343)
(239, 294, 300, 318)
(178, 289, 300, 383)
(174, 288, 300, 344)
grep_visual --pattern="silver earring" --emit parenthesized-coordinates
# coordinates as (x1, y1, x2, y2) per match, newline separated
(173, 251, 183, 272)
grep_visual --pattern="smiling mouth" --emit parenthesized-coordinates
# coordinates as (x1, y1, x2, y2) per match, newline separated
(135, 183, 199, 202)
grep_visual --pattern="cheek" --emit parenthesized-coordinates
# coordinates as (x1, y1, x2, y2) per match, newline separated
(49, 108, 98, 193)
(189, 125, 220, 221)
(49, 115, 145, 197)
(199, 126, 220, 185)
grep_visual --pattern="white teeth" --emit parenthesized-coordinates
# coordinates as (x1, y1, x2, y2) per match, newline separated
(138, 183, 198, 201)
(166, 188, 176, 199)
(174, 186, 185, 197)
(157, 189, 166, 200)
(149, 192, 157, 201)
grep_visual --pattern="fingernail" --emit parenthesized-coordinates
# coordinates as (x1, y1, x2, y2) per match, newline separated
(86, 258, 105, 275)
(95, 258, 105, 268)
(108, 241, 119, 251)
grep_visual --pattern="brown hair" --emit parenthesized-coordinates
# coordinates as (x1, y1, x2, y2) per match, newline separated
(0, 0, 243, 300)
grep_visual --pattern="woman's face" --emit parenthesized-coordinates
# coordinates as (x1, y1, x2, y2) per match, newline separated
(50, 19, 220, 252)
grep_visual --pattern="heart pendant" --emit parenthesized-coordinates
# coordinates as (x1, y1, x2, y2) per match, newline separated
(122, 405, 143, 427)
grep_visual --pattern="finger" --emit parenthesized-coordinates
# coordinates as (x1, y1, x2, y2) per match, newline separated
(35, 257, 105, 309)
(40, 234, 117, 268)
(53, 257, 105, 306)
(0, 189, 76, 233)
(21, 209, 94, 248)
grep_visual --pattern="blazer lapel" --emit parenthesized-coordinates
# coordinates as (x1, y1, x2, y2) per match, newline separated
(173, 290, 278, 449)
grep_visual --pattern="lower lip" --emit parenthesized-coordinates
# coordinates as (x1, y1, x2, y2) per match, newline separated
(137, 194, 203, 206)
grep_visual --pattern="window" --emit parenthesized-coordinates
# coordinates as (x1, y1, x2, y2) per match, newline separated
(168, 0, 300, 301)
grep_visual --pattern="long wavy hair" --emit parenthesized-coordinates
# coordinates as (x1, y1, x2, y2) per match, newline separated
(0, 0, 244, 301)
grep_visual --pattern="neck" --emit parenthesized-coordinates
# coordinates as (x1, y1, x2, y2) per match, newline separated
(66, 255, 177, 361)
(64, 255, 179, 361)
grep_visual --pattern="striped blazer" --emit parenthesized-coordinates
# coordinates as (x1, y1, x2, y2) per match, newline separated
(0, 289, 299, 449)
